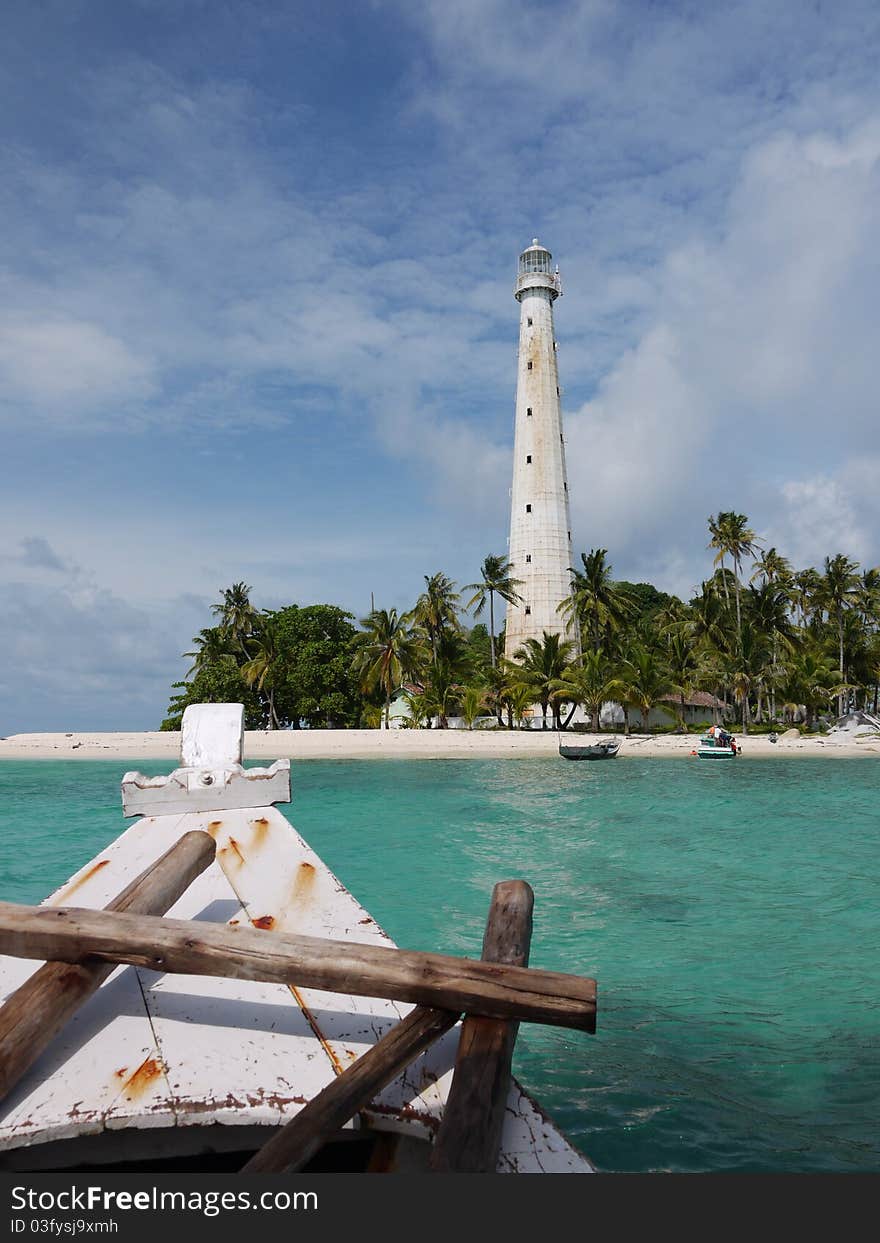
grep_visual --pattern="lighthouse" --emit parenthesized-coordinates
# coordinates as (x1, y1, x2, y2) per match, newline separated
(504, 239, 579, 661)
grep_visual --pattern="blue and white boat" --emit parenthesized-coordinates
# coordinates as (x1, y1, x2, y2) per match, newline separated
(696, 728, 739, 760)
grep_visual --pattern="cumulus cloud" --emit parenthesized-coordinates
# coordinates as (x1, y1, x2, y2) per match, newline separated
(3, 2, 880, 730)
(18, 537, 67, 572)
(0, 315, 155, 414)
(772, 462, 880, 571)
(0, 569, 205, 733)
(564, 115, 880, 587)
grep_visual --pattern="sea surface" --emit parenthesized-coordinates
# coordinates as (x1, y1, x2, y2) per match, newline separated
(1, 755, 878, 1173)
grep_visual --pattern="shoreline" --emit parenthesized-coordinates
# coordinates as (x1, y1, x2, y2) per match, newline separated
(0, 729, 877, 761)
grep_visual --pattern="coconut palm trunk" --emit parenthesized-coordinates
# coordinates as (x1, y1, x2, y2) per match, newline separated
(733, 558, 743, 656)
(489, 590, 496, 668)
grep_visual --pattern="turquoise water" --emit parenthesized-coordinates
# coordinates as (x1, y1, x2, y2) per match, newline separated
(1, 756, 879, 1172)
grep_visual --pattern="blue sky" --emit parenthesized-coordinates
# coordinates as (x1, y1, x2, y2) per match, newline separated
(3, 0, 880, 730)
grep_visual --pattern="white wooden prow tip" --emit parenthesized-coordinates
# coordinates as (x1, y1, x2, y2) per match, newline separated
(121, 703, 290, 817)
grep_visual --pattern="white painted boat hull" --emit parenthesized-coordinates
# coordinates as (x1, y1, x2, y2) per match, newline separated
(0, 805, 594, 1173)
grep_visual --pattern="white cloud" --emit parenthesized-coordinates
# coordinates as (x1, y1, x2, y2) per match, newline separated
(3, 1, 880, 734)
(18, 537, 67, 572)
(0, 574, 204, 732)
(0, 315, 155, 412)
(562, 114, 880, 589)
(772, 462, 880, 571)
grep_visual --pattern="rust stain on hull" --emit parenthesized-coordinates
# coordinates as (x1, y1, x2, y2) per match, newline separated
(287, 983, 347, 1077)
(118, 1055, 164, 1101)
(52, 859, 110, 903)
(249, 816, 271, 847)
(291, 860, 317, 906)
(219, 837, 245, 866)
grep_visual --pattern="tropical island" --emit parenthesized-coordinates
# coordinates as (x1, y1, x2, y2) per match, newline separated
(161, 510, 879, 740)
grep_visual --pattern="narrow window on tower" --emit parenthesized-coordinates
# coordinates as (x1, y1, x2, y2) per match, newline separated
(526, 455, 532, 464)
(526, 407, 532, 417)
(564, 482, 568, 491)
(568, 530, 571, 540)
(526, 504, 532, 512)
(527, 361, 533, 370)
(556, 385, 560, 394)
(524, 606, 531, 615)
(527, 317, 533, 326)
(525, 555, 531, 563)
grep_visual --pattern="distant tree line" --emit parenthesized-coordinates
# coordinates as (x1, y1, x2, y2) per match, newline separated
(162, 513, 880, 734)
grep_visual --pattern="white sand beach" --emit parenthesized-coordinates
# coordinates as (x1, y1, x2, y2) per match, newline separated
(0, 728, 877, 760)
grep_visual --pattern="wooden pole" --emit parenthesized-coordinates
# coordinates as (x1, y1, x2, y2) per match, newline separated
(429, 880, 534, 1173)
(0, 831, 216, 1103)
(241, 1005, 460, 1174)
(0, 902, 597, 1032)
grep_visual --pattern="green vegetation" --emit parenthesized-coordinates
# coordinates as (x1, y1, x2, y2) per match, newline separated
(163, 600, 361, 730)
(162, 520, 880, 733)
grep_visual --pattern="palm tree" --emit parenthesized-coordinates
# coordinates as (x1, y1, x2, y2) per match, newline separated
(747, 581, 797, 721)
(792, 567, 823, 628)
(664, 629, 703, 733)
(413, 572, 461, 661)
(211, 582, 257, 659)
(507, 682, 537, 729)
(550, 649, 624, 731)
(185, 626, 232, 677)
(464, 555, 523, 669)
(842, 611, 876, 712)
(707, 512, 760, 655)
(460, 686, 487, 730)
(782, 645, 844, 730)
(241, 616, 283, 730)
(855, 567, 880, 627)
(560, 548, 634, 653)
(707, 514, 733, 611)
(353, 608, 424, 729)
(726, 623, 771, 733)
(820, 553, 861, 715)
(619, 646, 676, 733)
(426, 628, 471, 728)
(513, 632, 575, 729)
(488, 660, 529, 729)
(750, 546, 792, 589)
(689, 581, 728, 653)
(400, 687, 432, 730)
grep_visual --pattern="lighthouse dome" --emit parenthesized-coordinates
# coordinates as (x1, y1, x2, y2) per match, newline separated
(518, 240, 553, 275)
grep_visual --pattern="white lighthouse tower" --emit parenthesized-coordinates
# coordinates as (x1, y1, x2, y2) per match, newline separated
(504, 239, 579, 662)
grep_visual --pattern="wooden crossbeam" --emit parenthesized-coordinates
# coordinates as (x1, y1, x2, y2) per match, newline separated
(0, 831, 216, 1103)
(429, 880, 534, 1172)
(241, 1005, 460, 1173)
(0, 902, 597, 1032)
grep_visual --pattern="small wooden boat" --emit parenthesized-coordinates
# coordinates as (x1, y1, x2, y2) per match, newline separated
(559, 738, 621, 761)
(0, 704, 596, 1174)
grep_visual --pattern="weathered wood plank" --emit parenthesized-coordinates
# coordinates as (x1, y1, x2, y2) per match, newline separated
(121, 761, 291, 818)
(0, 832, 216, 1104)
(429, 880, 534, 1172)
(122, 703, 289, 817)
(181, 703, 244, 768)
(241, 1005, 460, 1173)
(0, 902, 597, 1031)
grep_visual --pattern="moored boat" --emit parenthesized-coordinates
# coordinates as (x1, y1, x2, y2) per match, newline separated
(695, 727, 739, 760)
(0, 704, 596, 1174)
(559, 738, 621, 761)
